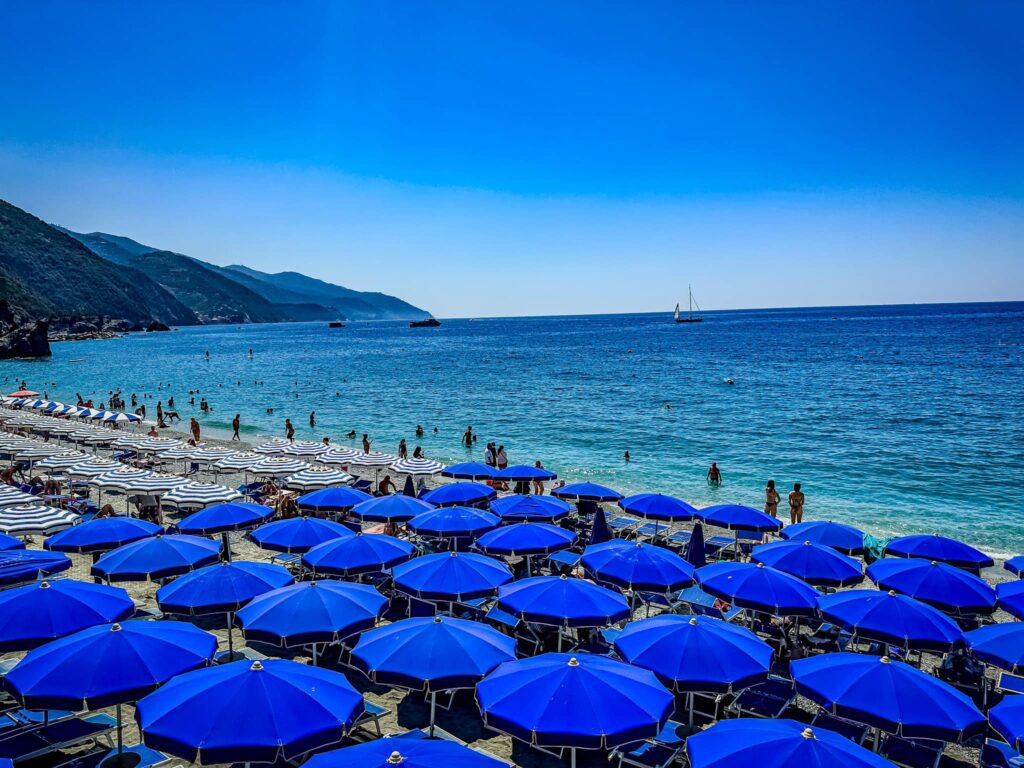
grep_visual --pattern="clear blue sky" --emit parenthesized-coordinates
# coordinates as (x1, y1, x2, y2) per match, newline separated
(1, 1, 1022, 317)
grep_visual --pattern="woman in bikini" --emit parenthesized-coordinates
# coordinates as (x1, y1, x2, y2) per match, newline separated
(764, 479, 780, 518)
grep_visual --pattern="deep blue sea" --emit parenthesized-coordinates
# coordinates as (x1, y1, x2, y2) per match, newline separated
(3, 302, 1023, 555)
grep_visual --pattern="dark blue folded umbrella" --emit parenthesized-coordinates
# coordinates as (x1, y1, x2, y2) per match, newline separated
(392, 552, 512, 602)
(884, 534, 993, 570)
(965, 623, 1024, 673)
(990, 696, 1024, 752)
(301, 533, 415, 577)
(685, 523, 707, 568)
(619, 494, 697, 521)
(866, 557, 996, 615)
(136, 658, 364, 764)
(0, 579, 134, 651)
(751, 540, 863, 587)
(156, 561, 293, 615)
(818, 589, 962, 652)
(791, 652, 985, 742)
(303, 738, 505, 768)
(696, 562, 820, 616)
(249, 517, 354, 553)
(408, 506, 500, 538)
(476, 652, 673, 750)
(582, 540, 695, 592)
(441, 463, 497, 481)
(698, 504, 781, 533)
(0, 550, 72, 585)
(296, 487, 372, 512)
(614, 614, 771, 693)
(552, 482, 623, 502)
(0, 533, 24, 551)
(490, 494, 570, 521)
(177, 502, 273, 534)
(780, 520, 865, 555)
(1005, 556, 1024, 578)
(420, 482, 496, 508)
(476, 522, 576, 556)
(496, 575, 630, 628)
(92, 535, 221, 582)
(997, 580, 1024, 620)
(351, 495, 434, 522)
(687, 718, 893, 768)
(44, 517, 161, 553)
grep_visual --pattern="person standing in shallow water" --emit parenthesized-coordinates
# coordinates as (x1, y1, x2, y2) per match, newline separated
(231, 414, 241, 441)
(789, 483, 805, 524)
(764, 479, 780, 518)
(285, 419, 295, 441)
(190, 418, 201, 443)
(398, 439, 407, 459)
(309, 411, 316, 428)
(362, 433, 371, 453)
(707, 462, 722, 487)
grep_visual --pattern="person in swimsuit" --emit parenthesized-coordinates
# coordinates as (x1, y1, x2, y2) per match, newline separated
(362, 433, 371, 453)
(189, 418, 201, 443)
(764, 479, 780, 518)
(232, 414, 241, 441)
(398, 439, 407, 459)
(532, 460, 547, 495)
(285, 419, 295, 441)
(788, 482, 805, 525)
(378, 475, 396, 495)
(707, 462, 722, 487)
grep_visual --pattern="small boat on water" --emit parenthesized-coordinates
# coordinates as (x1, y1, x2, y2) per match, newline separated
(328, 321, 345, 328)
(410, 318, 441, 328)
(674, 286, 704, 324)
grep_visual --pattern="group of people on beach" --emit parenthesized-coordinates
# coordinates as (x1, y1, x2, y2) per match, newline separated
(708, 462, 805, 524)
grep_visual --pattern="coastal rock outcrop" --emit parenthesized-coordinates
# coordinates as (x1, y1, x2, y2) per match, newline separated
(0, 301, 50, 359)
(146, 321, 171, 332)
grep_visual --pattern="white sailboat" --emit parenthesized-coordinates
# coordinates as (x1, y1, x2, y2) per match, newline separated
(674, 285, 704, 323)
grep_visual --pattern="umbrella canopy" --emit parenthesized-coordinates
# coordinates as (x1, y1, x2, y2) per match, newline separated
(156, 561, 294, 615)
(490, 494, 570, 521)
(0, 550, 72, 586)
(88, 467, 156, 491)
(136, 658, 364, 764)
(495, 575, 630, 628)
(615, 614, 771, 693)
(408, 506, 500, 538)
(866, 557, 996, 615)
(0, 487, 38, 508)
(8, 389, 38, 397)
(751, 540, 863, 587)
(317, 448, 363, 465)
(495, 465, 557, 482)
(34, 451, 92, 471)
(964, 623, 1024, 674)
(296, 487, 372, 511)
(1005, 556, 1024, 577)
(347, 452, 398, 468)
(92, 535, 221, 582)
(0, 503, 78, 535)
(120, 473, 192, 495)
(698, 504, 781, 533)
(990, 696, 1024, 753)
(884, 534, 993, 570)
(7, 620, 216, 710)
(44, 517, 161, 553)
(420, 482, 496, 508)
(249, 517, 354, 554)
(162, 482, 243, 509)
(188, 447, 239, 464)
(477, 652, 673, 749)
(250, 456, 308, 477)
(997, 580, 1024, 620)
(818, 589, 963, 652)
(780, 520, 866, 555)
(697, 561, 819, 616)
(303, 738, 505, 768)
(352, 615, 516, 691)
(582, 540, 696, 592)
(390, 457, 446, 476)
(212, 451, 263, 471)
(619, 493, 697, 521)
(476, 522, 576, 556)
(393, 552, 513, 602)
(687, 718, 893, 768)
(281, 441, 330, 458)
(552, 482, 623, 502)
(283, 466, 355, 491)
(177, 502, 274, 534)
(253, 439, 291, 455)
(351, 494, 434, 522)
(103, 412, 141, 424)
(791, 652, 985, 742)
(0, 533, 24, 551)
(0, 579, 134, 651)
(236, 580, 387, 647)
(302, 533, 415, 576)
(442, 462, 497, 480)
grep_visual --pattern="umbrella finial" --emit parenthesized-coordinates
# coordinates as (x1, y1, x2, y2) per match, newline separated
(567, 657, 580, 667)
(880, 656, 891, 664)
(111, 623, 122, 632)
(688, 617, 698, 625)
(450, 552, 458, 557)
(801, 727, 816, 739)
(802, 540, 811, 546)
(251, 660, 264, 671)
(887, 590, 897, 596)
(39, 581, 51, 589)
(387, 752, 405, 765)
(433, 616, 443, 623)
(756, 562, 766, 568)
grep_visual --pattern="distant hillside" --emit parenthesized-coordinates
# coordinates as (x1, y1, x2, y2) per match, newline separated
(54, 228, 150, 266)
(0, 200, 197, 325)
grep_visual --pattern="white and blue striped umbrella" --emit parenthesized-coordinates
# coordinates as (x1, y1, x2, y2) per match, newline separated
(253, 439, 291, 455)
(35, 421, 79, 435)
(65, 458, 123, 480)
(0, 503, 79, 535)
(0, 487, 40, 509)
(281, 441, 330, 458)
(213, 451, 263, 472)
(162, 483, 243, 510)
(89, 468, 157, 491)
(190, 447, 238, 464)
(12, 443, 68, 461)
(35, 451, 93, 471)
(69, 430, 118, 446)
(130, 438, 187, 455)
(88, 410, 117, 420)
(119, 473, 192, 494)
(104, 412, 142, 424)
(249, 456, 308, 477)
(28, 400, 55, 410)
(389, 457, 446, 476)
(347, 452, 398, 468)
(283, 466, 354, 491)
(316, 448, 362, 465)
(157, 446, 200, 461)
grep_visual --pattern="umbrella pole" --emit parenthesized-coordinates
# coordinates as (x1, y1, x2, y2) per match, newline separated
(311, 644, 319, 666)
(429, 691, 436, 737)
(116, 702, 123, 757)
(222, 531, 231, 562)
(687, 691, 694, 729)
(227, 612, 234, 657)
(571, 748, 576, 768)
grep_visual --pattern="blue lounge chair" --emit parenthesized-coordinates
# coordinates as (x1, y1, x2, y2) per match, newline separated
(810, 711, 868, 744)
(880, 736, 944, 768)
(353, 701, 390, 738)
(611, 720, 686, 768)
(725, 678, 794, 719)
(981, 739, 1024, 768)
(0, 713, 115, 762)
(547, 551, 581, 572)
(677, 586, 742, 622)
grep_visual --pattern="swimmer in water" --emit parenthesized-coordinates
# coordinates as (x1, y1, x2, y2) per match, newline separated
(707, 462, 722, 487)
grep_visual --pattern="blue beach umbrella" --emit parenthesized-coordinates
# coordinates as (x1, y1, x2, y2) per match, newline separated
(297, 487, 373, 512)
(965, 623, 1024, 674)
(476, 652, 673, 753)
(352, 616, 516, 733)
(177, 502, 273, 534)
(408, 506, 500, 539)
(791, 652, 985, 742)
(249, 517, 354, 553)
(496, 575, 630, 629)
(495, 465, 557, 482)
(351, 495, 433, 522)
(1006, 556, 1024, 577)
(420, 482, 496, 508)
(442, 463, 497, 481)
(0, 533, 24, 551)
(619, 493, 697, 521)
(0, 550, 72, 586)
(991, 696, 1024, 753)
(685, 523, 707, 568)
(490, 494, 570, 521)
(582, 540, 696, 592)
(885, 534, 993, 570)
(818, 589, 962, 652)
(751, 540, 863, 587)
(0, 579, 134, 651)
(392, 552, 513, 602)
(687, 718, 894, 768)
(44, 517, 161, 553)
(302, 533, 415, 577)
(866, 557, 996, 615)
(136, 658, 364, 765)
(552, 482, 624, 502)
(780, 520, 866, 555)
(698, 504, 781, 533)
(696, 562, 820, 616)
(476, 522, 576, 556)
(588, 506, 612, 545)
(303, 737, 506, 768)
(92, 535, 221, 582)
(997, 580, 1024, 620)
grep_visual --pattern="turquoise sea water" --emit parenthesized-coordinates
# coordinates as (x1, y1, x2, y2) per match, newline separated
(3, 302, 1023, 556)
